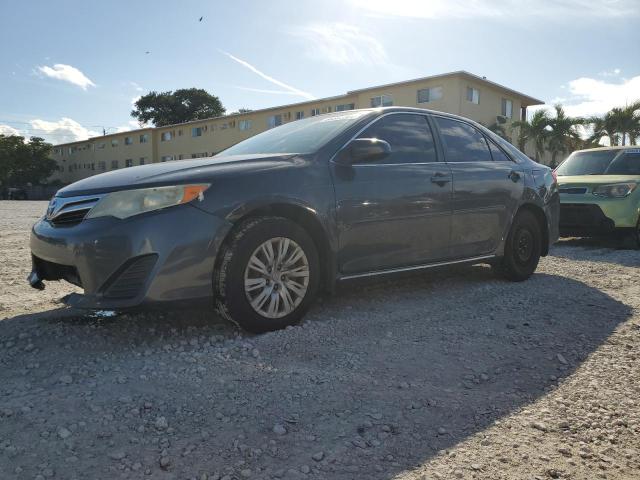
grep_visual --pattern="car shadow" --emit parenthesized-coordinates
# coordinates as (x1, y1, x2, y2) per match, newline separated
(0, 265, 632, 479)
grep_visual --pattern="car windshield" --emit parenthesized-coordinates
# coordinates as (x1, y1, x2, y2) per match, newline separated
(555, 149, 628, 176)
(218, 111, 370, 156)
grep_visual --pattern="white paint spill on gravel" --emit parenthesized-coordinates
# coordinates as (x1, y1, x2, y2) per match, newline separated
(1, 201, 639, 479)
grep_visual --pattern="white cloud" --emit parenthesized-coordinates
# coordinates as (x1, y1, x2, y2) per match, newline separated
(28, 118, 100, 143)
(220, 51, 315, 100)
(115, 120, 143, 133)
(37, 64, 96, 90)
(351, 0, 640, 19)
(130, 81, 144, 92)
(290, 23, 388, 66)
(532, 75, 640, 118)
(0, 124, 22, 136)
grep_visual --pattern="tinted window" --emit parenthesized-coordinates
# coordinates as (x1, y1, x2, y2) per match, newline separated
(357, 114, 437, 164)
(555, 150, 619, 176)
(488, 140, 511, 162)
(436, 117, 492, 163)
(607, 151, 640, 175)
(219, 111, 369, 156)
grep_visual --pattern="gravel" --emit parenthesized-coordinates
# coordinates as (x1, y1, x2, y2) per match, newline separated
(1, 200, 639, 479)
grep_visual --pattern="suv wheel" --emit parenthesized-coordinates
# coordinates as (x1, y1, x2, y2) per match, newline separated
(493, 210, 542, 282)
(214, 216, 320, 333)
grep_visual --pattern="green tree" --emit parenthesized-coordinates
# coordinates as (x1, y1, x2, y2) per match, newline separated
(547, 105, 583, 167)
(131, 88, 225, 127)
(487, 115, 511, 142)
(0, 135, 58, 187)
(610, 101, 640, 145)
(587, 112, 620, 146)
(512, 109, 550, 162)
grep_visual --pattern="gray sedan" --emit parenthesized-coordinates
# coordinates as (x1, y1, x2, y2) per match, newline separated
(29, 108, 559, 332)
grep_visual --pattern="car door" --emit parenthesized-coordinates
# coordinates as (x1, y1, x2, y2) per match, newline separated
(330, 112, 453, 275)
(433, 116, 524, 259)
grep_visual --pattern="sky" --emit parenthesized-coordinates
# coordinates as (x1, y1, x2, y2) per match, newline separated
(0, 0, 639, 145)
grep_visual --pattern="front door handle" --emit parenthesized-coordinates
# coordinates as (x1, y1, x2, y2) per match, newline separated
(430, 172, 451, 186)
(508, 170, 521, 182)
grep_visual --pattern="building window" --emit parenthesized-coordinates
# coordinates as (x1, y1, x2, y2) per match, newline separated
(98, 161, 106, 171)
(91, 163, 95, 171)
(371, 95, 393, 108)
(501, 98, 513, 118)
(161, 155, 173, 162)
(310, 108, 320, 116)
(178, 129, 183, 136)
(111, 139, 119, 147)
(161, 132, 172, 142)
(267, 115, 283, 129)
(124, 136, 133, 145)
(125, 159, 133, 168)
(111, 160, 119, 170)
(322, 106, 332, 113)
(97, 142, 105, 149)
(192, 127, 202, 137)
(139, 157, 146, 165)
(139, 133, 149, 143)
(417, 86, 443, 104)
(336, 103, 355, 111)
(239, 120, 252, 131)
(220, 123, 228, 130)
(466, 87, 480, 104)
(295, 111, 304, 120)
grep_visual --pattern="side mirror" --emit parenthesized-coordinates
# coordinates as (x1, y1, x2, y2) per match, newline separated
(343, 138, 391, 164)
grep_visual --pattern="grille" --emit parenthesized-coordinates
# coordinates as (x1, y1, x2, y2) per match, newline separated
(102, 254, 158, 299)
(50, 208, 91, 226)
(559, 187, 587, 194)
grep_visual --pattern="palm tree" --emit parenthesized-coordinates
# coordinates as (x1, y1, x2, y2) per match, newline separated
(618, 101, 640, 145)
(547, 105, 583, 168)
(512, 109, 550, 162)
(587, 113, 620, 146)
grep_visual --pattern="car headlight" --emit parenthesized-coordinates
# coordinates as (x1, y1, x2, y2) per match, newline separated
(86, 184, 210, 219)
(592, 183, 637, 198)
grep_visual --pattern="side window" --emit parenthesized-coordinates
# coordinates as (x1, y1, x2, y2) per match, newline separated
(487, 140, 512, 162)
(356, 114, 437, 164)
(435, 117, 492, 163)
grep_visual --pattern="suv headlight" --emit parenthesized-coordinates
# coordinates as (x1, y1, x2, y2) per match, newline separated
(86, 184, 210, 219)
(592, 183, 637, 198)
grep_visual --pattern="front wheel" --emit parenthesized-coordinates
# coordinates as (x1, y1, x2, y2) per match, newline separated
(214, 216, 320, 333)
(493, 210, 542, 282)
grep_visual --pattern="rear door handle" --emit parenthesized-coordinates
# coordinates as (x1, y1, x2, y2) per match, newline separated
(509, 170, 521, 182)
(430, 172, 451, 186)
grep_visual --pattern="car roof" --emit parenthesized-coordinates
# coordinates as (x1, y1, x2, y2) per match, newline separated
(573, 145, 640, 153)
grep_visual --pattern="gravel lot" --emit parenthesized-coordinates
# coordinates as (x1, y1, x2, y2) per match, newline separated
(1, 200, 639, 480)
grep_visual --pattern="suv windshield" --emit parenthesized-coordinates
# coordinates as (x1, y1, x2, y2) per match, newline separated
(218, 111, 370, 156)
(556, 150, 617, 175)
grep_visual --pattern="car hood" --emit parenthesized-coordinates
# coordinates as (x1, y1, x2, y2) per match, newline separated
(56, 153, 302, 197)
(557, 174, 640, 186)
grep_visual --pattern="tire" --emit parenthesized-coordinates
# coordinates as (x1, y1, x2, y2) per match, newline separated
(214, 216, 320, 333)
(621, 220, 640, 250)
(493, 210, 542, 282)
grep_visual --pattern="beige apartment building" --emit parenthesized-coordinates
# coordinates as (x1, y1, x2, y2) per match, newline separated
(50, 71, 543, 184)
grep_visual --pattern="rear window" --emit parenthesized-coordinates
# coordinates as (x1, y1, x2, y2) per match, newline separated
(555, 150, 620, 176)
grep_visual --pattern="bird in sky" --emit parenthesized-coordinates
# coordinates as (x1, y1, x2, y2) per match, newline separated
(199, 16, 203, 22)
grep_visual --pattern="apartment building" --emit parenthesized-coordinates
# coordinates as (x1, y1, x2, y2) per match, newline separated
(49, 71, 543, 184)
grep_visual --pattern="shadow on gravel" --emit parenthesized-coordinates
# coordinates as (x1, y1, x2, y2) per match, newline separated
(553, 238, 640, 267)
(0, 265, 633, 479)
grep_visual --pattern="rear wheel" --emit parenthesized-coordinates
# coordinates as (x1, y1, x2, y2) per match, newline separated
(493, 210, 542, 282)
(214, 216, 320, 333)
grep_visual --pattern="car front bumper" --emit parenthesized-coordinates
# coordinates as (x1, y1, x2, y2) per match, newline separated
(29, 204, 232, 309)
(559, 195, 639, 236)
